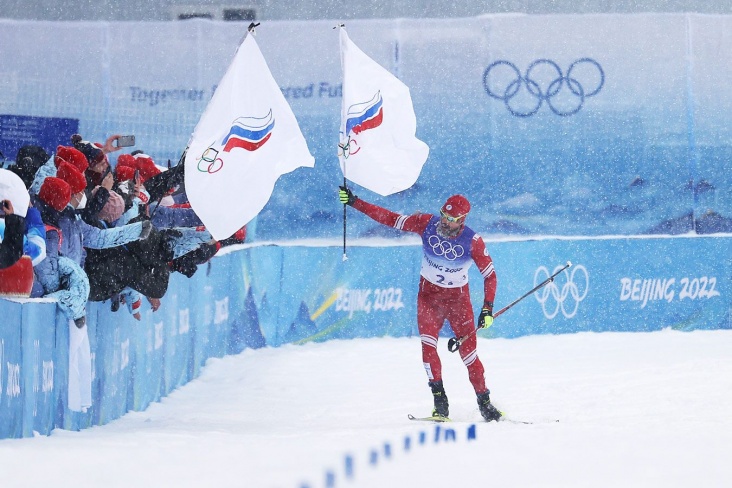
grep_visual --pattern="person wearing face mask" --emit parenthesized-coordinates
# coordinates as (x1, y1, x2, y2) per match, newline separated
(52, 161, 152, 268)
(338, 186, 501, 422)
(32, 165, 150, 413)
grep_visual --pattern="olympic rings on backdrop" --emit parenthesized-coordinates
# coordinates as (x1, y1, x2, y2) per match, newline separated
(483, 58, 604, 117)
(534, 264, 589, 319)
(428, 235, 465, 261)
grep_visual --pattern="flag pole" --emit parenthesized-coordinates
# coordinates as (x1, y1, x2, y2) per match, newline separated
(337, 23, 349, 262)
(342, 176, 348, 261)
(149, 147, 187, 222)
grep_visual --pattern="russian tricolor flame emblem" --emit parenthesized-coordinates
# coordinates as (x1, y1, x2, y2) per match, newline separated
(221, 110, 275, 152)
(345, 91, 383, 136)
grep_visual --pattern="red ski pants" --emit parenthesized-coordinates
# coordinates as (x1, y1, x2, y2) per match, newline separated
(417, 277, 487, 394)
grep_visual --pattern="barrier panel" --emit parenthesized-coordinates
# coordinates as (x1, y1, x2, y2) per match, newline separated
(1, 235, 730, 438)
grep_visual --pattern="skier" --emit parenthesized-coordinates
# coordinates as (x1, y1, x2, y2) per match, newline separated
(339, 186, 502, 421)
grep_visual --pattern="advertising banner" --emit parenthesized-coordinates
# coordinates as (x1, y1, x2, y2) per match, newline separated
(21, 302, 57, 436)
(0, 114, 78, 161)
(0, 301, 25, 438)
(2, 234, 730, 439)
(2, 16, 731, 241)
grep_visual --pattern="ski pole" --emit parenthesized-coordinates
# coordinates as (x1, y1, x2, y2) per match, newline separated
(447, 261, 573, 353)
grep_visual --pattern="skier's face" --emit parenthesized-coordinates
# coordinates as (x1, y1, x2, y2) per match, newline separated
(438, 210, 465, 238)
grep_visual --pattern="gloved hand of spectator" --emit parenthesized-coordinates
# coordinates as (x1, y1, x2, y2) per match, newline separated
(169, 256, 199, 278)
(163, 228, 183, 239)
(339, 186, 357, 206)
(139, 220, 153, 240)
(478, 302, 494, 329)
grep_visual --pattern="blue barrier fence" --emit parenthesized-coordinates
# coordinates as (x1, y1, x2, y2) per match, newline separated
(1, 235, 730, 438)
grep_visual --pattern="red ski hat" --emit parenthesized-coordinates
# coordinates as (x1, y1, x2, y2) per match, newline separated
(56, 161, 87, 194)
(117, 153, 136, 168)
(115, 153, 160, 183)
(0, 255, 34, 297)
(115, 164, 135, 183)
(54, 145, 89, 174)
(38, 176, 72, 211)
(115, 154, 137, 182)
(441, 195, 470, 219)
(134, 154, 161, 183)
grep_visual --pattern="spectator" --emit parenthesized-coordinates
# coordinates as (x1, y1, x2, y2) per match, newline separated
(32, 176, 90, 327)
(0, 198, 24, 267)
(115, 153, 202, 228)
(71, 134, 122, 189)
(55, 161, 152, 268)
(0, 168, 44, 297)
(30, 145, 87, 196)
(0, 196, 33, 297)
(7, 145, 50, 190)
(1, 168, 28, 266)
(31, 174, 93, 412)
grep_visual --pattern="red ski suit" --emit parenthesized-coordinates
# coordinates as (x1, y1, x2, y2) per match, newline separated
(351, 198, 497, 394)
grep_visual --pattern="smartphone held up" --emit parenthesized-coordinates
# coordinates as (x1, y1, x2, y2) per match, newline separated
(115, 135, 136, 148)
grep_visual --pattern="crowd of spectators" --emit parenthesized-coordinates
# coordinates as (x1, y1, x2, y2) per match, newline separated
(0, 134, 246, 411)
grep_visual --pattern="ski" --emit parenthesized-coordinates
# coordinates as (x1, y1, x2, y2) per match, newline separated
(500, 417, 533, 425)
(408, 413, 558, 424)
(407, 413, 451, 423)
(500, 417, 560, 425)
(496, 407, 559, 424)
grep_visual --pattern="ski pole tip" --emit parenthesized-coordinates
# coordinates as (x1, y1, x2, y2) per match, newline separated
(566, 260, 572, 267)
(342, 253, 348, 262)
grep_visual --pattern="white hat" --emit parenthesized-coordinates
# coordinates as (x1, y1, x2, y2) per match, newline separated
(0, 169, 30, 217)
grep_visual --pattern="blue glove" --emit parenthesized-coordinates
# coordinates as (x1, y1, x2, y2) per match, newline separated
(478, 303, 494, 329)
(339, 186, 357, 206)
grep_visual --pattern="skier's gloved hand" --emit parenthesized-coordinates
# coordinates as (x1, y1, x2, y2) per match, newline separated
(339, 186, 357, 206)
(478, 302, 494, 329)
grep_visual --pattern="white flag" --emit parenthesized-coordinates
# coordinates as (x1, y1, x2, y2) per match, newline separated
(338, 28, 429, 196)
(185, 33, 314, 241)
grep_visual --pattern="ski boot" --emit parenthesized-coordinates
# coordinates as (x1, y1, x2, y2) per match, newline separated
(429, 380, 449, 418)
(477, 390, 502, 422)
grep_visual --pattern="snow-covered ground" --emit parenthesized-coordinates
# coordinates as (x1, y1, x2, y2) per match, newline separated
(2, 329, 731, 488)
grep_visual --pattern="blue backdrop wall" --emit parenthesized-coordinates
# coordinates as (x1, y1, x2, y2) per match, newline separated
(1, 236, 730, 438)
(1, 15, 732, 240)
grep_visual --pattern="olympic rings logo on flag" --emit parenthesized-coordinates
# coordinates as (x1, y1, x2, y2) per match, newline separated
(338, 134, 361, 160)
(428, 235, 465, 261)
(196, 146, 224, 174)
(534, 264, 589, 319)
(483, 58, 604, 117)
